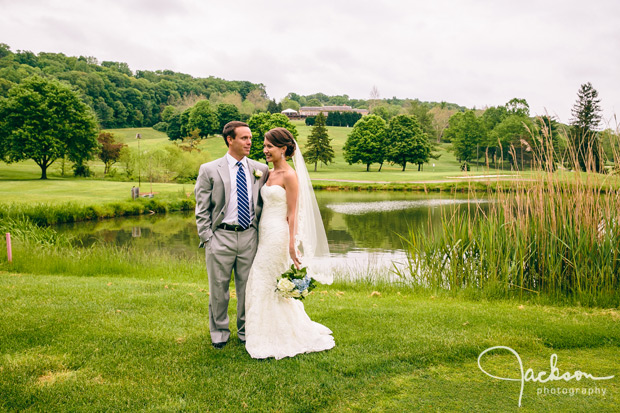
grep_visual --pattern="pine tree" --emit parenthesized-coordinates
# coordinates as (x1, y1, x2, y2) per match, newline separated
(303, 113, 334, 171)
(570, 82, 603, 172)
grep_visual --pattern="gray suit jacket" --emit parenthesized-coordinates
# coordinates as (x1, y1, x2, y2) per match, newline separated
(194, 156, 269, 247)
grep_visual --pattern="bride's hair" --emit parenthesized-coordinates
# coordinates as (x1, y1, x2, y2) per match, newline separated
(265, 127, 296, 157)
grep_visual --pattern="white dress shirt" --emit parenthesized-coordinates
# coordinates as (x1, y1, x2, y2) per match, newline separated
(222, 153, 254, 225)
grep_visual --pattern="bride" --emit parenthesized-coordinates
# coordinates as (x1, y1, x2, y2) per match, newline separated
(244, 127, 335, 360)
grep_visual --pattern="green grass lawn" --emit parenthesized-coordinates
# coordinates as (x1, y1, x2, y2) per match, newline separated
(0, 178, 191, 205)
(1, 272, 618, 411)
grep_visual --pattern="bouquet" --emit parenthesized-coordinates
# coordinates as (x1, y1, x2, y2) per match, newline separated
(275, 265, 317, 300)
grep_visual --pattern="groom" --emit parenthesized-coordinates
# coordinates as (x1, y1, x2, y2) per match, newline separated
(194, 121, 269, 349)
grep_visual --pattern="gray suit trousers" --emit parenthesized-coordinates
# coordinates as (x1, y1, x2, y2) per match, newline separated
(205, 226, 258, 343)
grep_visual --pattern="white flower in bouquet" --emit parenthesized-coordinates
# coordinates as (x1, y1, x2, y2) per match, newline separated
(277, 278, 295, 292)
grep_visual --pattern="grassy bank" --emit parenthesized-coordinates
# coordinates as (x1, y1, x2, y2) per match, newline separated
(1, 271, 618, 411)
(0, 196, 195, 226)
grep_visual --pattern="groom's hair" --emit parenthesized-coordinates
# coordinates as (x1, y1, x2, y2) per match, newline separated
(222, 121, 249, 147)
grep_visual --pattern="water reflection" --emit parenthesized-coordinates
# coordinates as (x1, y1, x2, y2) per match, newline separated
(327, 199, 483, 215)
(55, 192, 487, 279)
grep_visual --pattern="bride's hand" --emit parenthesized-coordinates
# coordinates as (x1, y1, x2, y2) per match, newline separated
(289, 245, 301, 269)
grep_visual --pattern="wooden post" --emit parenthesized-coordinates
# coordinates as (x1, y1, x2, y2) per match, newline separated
(5, 233, 12, 263)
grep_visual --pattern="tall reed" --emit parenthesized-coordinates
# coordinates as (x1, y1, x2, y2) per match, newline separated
(398, 118, 620, 307)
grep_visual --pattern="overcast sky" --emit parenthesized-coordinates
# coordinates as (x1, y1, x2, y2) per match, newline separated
(1, 0, 619, 125)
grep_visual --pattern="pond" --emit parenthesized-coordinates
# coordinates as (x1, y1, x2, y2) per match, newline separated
(55, 191, 488, 280)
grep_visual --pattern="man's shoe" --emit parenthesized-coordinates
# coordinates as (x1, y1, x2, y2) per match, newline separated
(212, 341, 227, 349)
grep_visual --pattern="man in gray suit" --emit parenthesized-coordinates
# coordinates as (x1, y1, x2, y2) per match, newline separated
(195, 121, 269, 349)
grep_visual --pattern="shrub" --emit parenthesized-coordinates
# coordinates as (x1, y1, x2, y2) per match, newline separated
(152, 122, 169, 132)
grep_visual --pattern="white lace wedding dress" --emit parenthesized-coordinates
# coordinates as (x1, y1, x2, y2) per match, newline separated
(245, 184, 335, 359)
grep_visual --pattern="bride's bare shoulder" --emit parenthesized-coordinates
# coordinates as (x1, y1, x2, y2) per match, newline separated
(282, 168, 298, 188)
(284, 167, 297, 179)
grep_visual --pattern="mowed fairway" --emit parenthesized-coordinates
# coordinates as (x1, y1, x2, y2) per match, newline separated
(0, 179, 191, 205)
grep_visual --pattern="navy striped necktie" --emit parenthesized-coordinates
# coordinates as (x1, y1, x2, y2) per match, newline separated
(236, 161, 250, 229)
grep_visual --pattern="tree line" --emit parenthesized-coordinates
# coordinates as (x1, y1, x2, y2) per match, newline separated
(305, 111, 363, 127)
(442, 87, 612, 173)
(0, 43, 267, 129)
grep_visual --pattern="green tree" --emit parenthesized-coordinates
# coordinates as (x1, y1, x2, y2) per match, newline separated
(166, 112, 184, 141)
(343, 115, 387, 171)
(406, 100, 436, 141)
(304, 113, 334, 171)
(480, 105, 509, 134)
(490, 115, 534, 169)
(0, 75, 98, 179)
(533, 115, 560, 171)
(247, 112, 298, 161)
(386, 115, 432, 171)
(480, 105, 509, 162)
(216, 103, 241, 132)
(444, 110, 486, 163)
(343, 112, 362, 127)
(267, 99, 282, 114)
(188, 100, 218, 138)
(373, 103, 401, 122)
(285, 92, 307, 106)
(372, 106, 392, 122)
(268, 113, 299, 135)
(160, 105, 177, 123)
(570, 82, 603, 172)
(97, 131, 126, 175)
(505, 98, 530, 118)
(0, 43, 11, 59)
(280, 97, 300, 111)
(179, 109, 191, 138)
(248, 112, 273, 160)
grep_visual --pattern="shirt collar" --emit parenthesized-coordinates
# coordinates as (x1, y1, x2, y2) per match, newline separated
(226, 153, 248, 168)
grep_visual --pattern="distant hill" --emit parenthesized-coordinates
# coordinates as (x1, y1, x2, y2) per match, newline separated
(0, 43, 469, 132)
(0, 43, 266, 129)
(281, 92, 466, 112)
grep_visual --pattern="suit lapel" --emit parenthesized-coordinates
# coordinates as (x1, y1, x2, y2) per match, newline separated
(217, 156, 231, 206)
(248, 160, 261, 210)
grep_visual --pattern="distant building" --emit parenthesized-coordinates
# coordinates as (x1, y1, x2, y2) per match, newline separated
(294, 105, 369, 118)
(280, 108, 300, 119)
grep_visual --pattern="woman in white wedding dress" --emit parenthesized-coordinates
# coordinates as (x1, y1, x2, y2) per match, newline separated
(245, 127, 335, 360)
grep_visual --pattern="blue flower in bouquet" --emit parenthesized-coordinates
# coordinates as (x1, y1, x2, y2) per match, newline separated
(292, 278, 306, 289)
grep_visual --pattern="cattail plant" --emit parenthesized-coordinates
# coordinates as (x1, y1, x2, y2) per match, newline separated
(399, 117, 620, 307)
